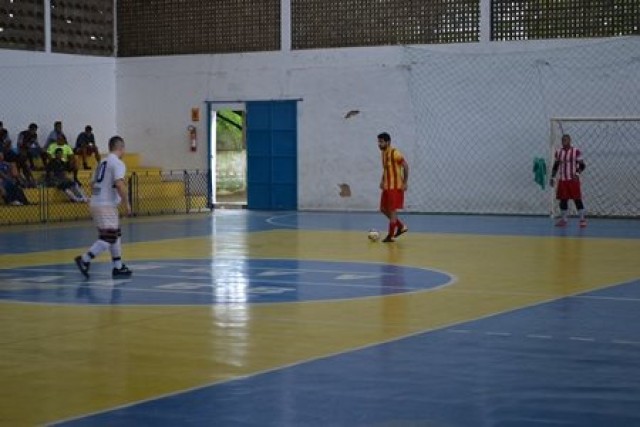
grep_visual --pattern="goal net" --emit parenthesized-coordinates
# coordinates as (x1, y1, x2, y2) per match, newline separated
(403, 37, 640, 216)
(550, 118, 640, 218)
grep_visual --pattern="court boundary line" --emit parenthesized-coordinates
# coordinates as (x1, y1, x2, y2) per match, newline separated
(46, 275, 640, 426)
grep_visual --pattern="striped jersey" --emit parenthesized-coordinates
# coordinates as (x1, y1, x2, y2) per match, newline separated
(381, 147, 406, 190)
(554, 147, 583, 181)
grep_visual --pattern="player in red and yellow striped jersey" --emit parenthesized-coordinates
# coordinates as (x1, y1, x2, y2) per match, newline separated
(378, 132, 409, 242)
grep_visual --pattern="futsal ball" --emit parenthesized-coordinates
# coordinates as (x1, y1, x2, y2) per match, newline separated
(368, 229, 380, 242)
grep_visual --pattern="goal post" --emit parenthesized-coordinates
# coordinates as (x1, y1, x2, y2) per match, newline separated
(549, 118, 640, 218)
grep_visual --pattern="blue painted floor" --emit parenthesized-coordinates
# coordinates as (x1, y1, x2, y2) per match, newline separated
(1, 211, 639, 426)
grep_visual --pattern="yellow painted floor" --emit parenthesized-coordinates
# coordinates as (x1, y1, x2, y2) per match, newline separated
(1, 212, 639, 426)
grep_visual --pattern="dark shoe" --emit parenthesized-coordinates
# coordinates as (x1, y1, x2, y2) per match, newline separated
(83, 164, 91, 170)
(112, 265, 133, 278)
(382, 235, 395, 243)
(75, 256, 90, 279)
(395, 225, 408, 238)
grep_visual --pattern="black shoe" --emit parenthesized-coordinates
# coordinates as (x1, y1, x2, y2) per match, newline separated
(382, 235, 395, 243)
(74, 256, 90, 279)
(112, 265, 133, 278)
(395, 225, 408, 238)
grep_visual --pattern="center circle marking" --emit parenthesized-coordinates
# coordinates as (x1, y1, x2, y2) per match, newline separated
(0, 259, 453, 305)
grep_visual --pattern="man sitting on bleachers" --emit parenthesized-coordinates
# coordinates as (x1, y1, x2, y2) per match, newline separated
(0, 151, 30, 206)
(75, 125, 101, 170)
(45, 147, 88, 203)
(17, 123, 47, 170)
(1, 128, 37, 188)
(47, 134, 81, 185)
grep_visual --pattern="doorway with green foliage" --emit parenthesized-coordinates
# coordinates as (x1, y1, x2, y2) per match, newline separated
(210, 107, 246, 207)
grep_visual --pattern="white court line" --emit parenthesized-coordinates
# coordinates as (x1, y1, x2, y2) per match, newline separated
(611, 340, 640, 345)
(526, 334, 553, 339)
(449, 330, 640, 345)
(485, 331, 512, 337)
(48, 285, 626, 426)
(2, 268, 436, 291)
(569, 336, 596, 342)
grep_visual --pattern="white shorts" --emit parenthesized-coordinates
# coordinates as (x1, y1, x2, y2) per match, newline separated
(90, 205, 119, 229)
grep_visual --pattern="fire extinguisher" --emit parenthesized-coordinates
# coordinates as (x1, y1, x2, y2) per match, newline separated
(187, 125, 197, 152)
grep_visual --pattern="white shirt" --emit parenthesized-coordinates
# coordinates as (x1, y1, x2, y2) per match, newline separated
(90, 153, 126, 207)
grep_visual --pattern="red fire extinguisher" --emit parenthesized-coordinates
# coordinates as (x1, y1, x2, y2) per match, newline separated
(187, 125, 197, 152)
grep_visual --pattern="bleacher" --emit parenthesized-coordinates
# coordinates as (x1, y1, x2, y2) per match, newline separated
(0, 152, 210, 226)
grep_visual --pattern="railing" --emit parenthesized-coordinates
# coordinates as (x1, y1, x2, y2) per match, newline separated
(0, 170, 212, 226)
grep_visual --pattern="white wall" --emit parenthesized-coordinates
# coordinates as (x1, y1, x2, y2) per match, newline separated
(403, 36, 640, 215)
(115, 37, 640, 212)
(2, 36, 638, 213)
(116, 46, 415, 210)
(0, 49, 116, 152)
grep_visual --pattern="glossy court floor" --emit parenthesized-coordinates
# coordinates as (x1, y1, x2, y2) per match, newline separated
(1, 211, 640, 426)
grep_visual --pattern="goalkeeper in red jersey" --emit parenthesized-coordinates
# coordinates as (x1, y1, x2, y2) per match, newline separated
(377, 132, 409, 242)
(550, 134, 587, 228)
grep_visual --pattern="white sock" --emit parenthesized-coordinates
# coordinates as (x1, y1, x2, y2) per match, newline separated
(82, 240, 110, 263)
(110, 238, 123, 269)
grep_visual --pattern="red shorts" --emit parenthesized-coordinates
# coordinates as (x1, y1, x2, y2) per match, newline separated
(556, 179, 582, 200)
(380, 189, 404, 211)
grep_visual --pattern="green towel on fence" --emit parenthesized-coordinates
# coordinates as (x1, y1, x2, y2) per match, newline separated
(533, 157, 547, 189)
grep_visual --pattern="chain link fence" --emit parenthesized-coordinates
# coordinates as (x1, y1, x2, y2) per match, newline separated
(0, 169, 211, 226)
(404, 37, 640, 216)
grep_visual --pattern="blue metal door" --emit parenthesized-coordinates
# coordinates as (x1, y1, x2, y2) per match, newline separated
(246, 101, 298, 210)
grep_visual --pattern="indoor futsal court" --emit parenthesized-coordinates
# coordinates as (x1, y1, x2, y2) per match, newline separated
(1, 210, 640, 426)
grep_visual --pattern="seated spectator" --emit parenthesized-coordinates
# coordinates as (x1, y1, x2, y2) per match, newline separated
(75, 125, 101, 170)
(17, 123, 47, 170)
(0, 129, 16, 162)
(45, 148, 88, 203)
(0, 151, 30, 206)
(45, 120, 66, 150)
(47, 134, 80, 185)
(1, 131, 36, 188)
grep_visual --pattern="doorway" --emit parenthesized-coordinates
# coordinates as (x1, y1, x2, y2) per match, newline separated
(207, 100, 299, 210)
(209, 105, 247, 207)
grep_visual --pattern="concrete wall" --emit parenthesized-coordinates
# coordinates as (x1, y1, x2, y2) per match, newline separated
(115, 37, 639, 211)
(0, 49, 116, 153)
(2, 35, 638, 212)
(116, 46, 414, 210)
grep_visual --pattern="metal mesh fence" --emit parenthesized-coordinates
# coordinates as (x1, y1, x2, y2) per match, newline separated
(130, 170, 210, 217)
(0, 170, 211, 226)
(550, 118, 640, 218)
(404, 37, 640, 216)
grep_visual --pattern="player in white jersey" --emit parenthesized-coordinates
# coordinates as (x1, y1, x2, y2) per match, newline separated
(550, 134, 587, 228)
(75, 136, 133, 278)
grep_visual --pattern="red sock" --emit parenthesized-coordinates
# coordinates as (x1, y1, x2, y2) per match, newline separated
(388, 221, 397, 237)
(396, 219, 404, 230)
